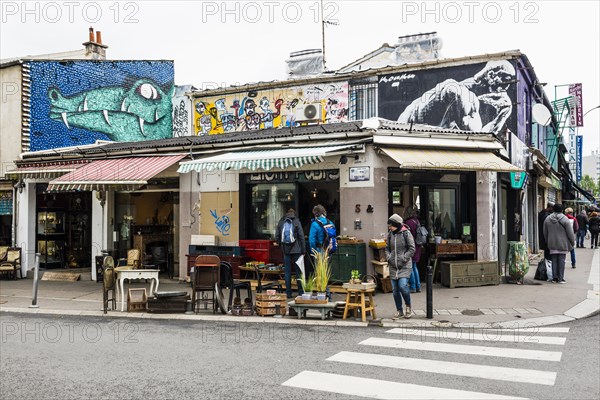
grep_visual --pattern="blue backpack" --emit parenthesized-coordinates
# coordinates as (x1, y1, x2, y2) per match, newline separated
(281, 218, 296, 244)
(316, 219, 338, 253)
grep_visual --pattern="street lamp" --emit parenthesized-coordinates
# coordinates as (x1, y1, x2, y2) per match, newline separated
(582, 105, 600, 119)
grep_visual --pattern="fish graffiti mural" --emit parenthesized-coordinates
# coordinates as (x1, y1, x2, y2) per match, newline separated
(28, 60, 174, 151)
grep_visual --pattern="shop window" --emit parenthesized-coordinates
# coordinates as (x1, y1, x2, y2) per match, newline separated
(248, 183, 295, 240)
(428, 187, 458, 239)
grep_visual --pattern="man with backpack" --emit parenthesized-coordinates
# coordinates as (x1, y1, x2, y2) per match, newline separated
(276, 208, 306, 299)
(308, 204, 337, 255)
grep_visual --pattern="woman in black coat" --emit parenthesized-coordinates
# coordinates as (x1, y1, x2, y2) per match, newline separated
(588, 212, 600, 249)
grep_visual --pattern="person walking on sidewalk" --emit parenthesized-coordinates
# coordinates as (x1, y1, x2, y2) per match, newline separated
(538, 202, 553, 259)
(575, 210, 589, 248)
(404, 206, 422, 293)
(565, 207, 579, 268)
(386, 213, 415, 319)
(275, 208, 306, 299)
(589, 211, 600, 249)
(543, 203, 575, 283)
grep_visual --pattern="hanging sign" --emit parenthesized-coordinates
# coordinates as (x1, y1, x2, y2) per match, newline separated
(510, 171, 528, 189)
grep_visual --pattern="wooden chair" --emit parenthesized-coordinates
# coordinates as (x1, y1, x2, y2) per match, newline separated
(0, 246, 8, 262)
(192, 255, 221, 313)
(102, 256, 116, 314)
(0, 247, 22, 280)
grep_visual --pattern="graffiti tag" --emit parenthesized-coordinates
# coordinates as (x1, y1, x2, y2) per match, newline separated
(210, 209, 231, 236)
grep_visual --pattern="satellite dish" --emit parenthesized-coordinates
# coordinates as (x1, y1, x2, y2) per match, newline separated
(532, 103, 552, 126)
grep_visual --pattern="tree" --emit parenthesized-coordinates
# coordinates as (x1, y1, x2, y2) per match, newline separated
(580, 175, 598, 197)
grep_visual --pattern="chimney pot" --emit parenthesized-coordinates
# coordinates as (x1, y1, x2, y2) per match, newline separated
(96, 31, 102, 45)
(88, 27, 94, 42)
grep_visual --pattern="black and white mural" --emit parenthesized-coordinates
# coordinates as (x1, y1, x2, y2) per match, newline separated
(378, 60, 517, 134)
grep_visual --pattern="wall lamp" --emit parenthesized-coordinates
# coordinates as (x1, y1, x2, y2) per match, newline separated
(339, 155, 348, 164)
(16, 180, 25, 193)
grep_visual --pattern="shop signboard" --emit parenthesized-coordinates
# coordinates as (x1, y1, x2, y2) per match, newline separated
(568, 83, 583, 127)
(576, 135, 583, 182)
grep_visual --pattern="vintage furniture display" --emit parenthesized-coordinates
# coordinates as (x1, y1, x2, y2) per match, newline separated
(255, 293, 287, 316)
(342, 287, 376, 322)
(117, 249, 141, 270)
(239, 240, 283, 265)
(328, 242, 366, 283)
(0, 247, 22, 280)
(254, 264, 283, 293)
(287, 300, 339, 320)
(147, 291, 190, 313)
(192, 255, 221, 313)
(37, 210, 65, 268)
(102, 256, 116, 313)
(127, 288, 148, 312)
(220, 261, 252, 312)
(115, 269, 160, 312)
(440, 260, 499, 288)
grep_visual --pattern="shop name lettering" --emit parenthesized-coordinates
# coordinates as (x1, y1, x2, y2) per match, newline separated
(210, 210, 230, 236)
(249, 170, 339, 182)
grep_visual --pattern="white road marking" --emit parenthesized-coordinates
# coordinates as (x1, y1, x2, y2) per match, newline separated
(327, 351, 557, 385)
(282, 371, 528, 399)
(360, 337, 562, 361)
(386, 328, 566, 345)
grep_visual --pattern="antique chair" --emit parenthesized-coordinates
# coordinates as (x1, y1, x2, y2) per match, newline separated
(102, 256, 116, 314)
(220, 261, 252, 312)
(0, 247, 22, 280)
(150, 245, 169, 276)
(0, 246, 8, 262)
(116, 249, 141, 271)
(192, 255, 221, 313)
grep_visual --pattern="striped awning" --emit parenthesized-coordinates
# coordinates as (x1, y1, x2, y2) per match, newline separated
(47, 154, 186, 192)
(178, 146, 357, 173)
(5, 163, 85, 179)
(381, 148, 522, 172)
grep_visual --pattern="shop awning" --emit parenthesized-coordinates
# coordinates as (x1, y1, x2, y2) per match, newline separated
(47, 154, 186, 192)
(380, 148, 522, 172)
(572, 181, 597, 203)
(177, 145, 359, 173)
(5, 163, 85, 179)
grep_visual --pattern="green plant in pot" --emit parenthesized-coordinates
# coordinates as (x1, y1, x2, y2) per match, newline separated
(350, 269, 361, 284)
(312, 248, 331, 300)
(299, 272, 315, 299)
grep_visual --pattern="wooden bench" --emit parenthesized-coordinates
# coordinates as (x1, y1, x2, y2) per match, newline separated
(287, 301, 339, 320)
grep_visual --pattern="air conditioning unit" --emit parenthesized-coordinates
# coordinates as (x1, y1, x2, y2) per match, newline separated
(295, 103, 322, 122)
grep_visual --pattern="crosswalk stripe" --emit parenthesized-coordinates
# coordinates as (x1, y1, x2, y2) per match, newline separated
(386, 328, 566, 345)
(282, 371, 528, 399)
(360, 337, 562, 361)
(327, 351, 557, 386)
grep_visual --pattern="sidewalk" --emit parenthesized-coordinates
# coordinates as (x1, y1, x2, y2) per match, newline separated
(1, 248, 598, 329)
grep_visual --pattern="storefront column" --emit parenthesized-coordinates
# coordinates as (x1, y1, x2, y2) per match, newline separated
(178, 171, 196, 280)
(476, 171, 498, 262)
(15, 181, 36, 274)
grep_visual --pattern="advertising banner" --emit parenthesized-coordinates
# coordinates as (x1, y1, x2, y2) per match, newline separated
(569, 83, 583, 127)
(576, 135, 583, 182)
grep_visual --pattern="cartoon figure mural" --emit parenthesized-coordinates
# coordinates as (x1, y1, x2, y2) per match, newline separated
(193, 82, 348, 135)
(29, 61, 174, 151)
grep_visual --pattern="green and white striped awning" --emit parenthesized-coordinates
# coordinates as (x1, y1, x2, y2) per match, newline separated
(177, 146, 357, 173)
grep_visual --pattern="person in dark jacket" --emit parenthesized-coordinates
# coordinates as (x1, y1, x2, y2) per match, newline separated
(538, 202, 553, 259)
(588, 211, 600, 249)
(404, 206, 422, 293)
(276, 208, 306, 299)
(386, 213, 415, 319)
(575, 210, 589, 248)
(543, 203, 575, 283)
(565, 207, 579, 268)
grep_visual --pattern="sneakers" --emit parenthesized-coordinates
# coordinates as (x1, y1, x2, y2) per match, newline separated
(559, 280, 567, 284)
(572, 265, 576, 269)
(416, 288, 421, 293)
(404, 306, 412, 319)
(392, 310, 404, 320)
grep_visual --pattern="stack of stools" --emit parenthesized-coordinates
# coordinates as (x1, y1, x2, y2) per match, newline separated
(369, 240, 391, 293)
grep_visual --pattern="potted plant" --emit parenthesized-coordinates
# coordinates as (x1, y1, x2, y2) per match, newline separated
(299, 272, 315, 299)
(312, 248, 331, 301)
(350, 269, 361, 284)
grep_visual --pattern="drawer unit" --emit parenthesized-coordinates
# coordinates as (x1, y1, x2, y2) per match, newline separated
(441, 260, 499, 288)
(239, 240, 283, 265)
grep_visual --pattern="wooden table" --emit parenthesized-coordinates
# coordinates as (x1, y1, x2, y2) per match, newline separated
(288, 301, 339, 320)
(343, 289, 376, 322)
(115, 269, 160, 312)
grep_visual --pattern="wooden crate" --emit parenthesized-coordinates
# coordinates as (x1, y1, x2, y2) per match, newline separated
(127, 288, 147, 312)
(256, 299, 287, 308)
(255, 293, 287, 301)
(371, 260, 389, 278)
(255, 305, 287, 316)
(294, 298, 328, 304)
(378, 276, 392, 293)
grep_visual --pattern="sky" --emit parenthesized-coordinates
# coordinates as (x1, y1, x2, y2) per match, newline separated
(1, 0, 598, 155)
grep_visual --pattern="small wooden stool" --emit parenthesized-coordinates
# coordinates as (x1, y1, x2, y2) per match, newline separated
(343, 289, 376, 322)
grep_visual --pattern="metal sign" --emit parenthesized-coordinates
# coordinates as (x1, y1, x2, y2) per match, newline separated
(576, 135, 583, 182)
(569, 83, 584, 127)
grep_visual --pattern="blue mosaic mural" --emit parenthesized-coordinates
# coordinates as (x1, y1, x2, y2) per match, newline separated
(29, 61, 174, 151)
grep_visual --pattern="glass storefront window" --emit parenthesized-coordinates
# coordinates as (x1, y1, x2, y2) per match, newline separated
(428, 188, 457, 239)
(249, 183, 295, 240)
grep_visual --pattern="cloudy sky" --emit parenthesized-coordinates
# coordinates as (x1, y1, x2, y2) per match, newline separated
(1, 0, 598, 155)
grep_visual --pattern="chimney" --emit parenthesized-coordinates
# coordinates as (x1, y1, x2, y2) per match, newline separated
(83, 26, 108, 60)
(392, 32, 442, 64)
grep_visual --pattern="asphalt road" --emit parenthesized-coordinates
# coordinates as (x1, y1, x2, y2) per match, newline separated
(1, 312, 598, 399)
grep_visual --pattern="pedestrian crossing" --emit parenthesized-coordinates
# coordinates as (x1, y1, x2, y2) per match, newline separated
(282, 326, 569, 399)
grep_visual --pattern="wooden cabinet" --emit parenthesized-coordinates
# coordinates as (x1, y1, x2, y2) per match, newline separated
(440, 260, 499, 288)
(239, 240, 283, 265)
(330, 243, 366, 283)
